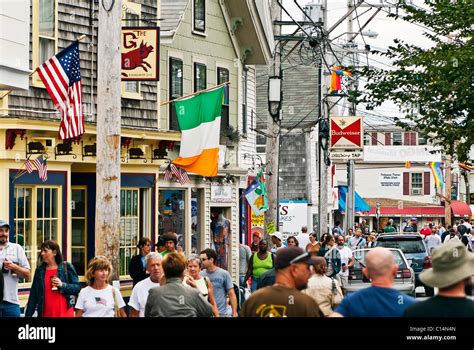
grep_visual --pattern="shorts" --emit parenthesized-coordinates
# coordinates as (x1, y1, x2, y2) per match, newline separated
(337, 274, 348, 289)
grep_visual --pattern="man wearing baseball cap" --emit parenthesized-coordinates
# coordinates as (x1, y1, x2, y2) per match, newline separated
(239, 246, 323, 317)
(404, 239, 474, 317)
(270, 231, 284, 254)
(0, 219, 31, 317)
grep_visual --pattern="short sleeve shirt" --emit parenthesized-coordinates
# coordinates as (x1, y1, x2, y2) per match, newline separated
(75, 285, 125, 317)
(335, 286, 416, 317)
(200, 268, 233, 316)
(128, 277, 160, 317)
(240, 285, 323, 317)
(0, 242, 30, 304)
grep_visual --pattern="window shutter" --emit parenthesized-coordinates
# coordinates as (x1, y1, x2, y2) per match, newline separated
(371, 132, 377, 145)
(385, 133, 391, 146)
(424, 172, 430, 195)
(404, 132, 410, 145)
(403, 172, 409, 195)
(411, 132, 416, 145)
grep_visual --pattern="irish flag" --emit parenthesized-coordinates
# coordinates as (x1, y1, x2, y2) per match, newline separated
(172, 86, 224, 177)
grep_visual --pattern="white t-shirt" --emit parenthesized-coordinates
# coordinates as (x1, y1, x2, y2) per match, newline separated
(296, 233, 310, 250)
(337, 246, 353, 277)
(128, 277, 160, 317)
(0, 242, 31, 304)
(75, 285, 125, 317)
(424, 234, 441, 253)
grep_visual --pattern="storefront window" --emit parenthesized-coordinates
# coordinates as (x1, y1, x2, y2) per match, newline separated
(191, 189, 202, 254)
(14, 185, 60, 276)
(71, 187, 87, 276)
(159, 190, 185, 253)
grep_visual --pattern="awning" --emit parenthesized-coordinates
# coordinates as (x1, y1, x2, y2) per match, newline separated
(450, 200, 472, 217)
(338, 186, 370, 213)
(367, 206, 445, 217)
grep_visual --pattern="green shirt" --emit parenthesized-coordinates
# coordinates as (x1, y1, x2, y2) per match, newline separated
(252, 253, 273, 278)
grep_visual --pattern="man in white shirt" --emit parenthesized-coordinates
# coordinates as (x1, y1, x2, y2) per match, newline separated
(335, 235, 354, 294)
(0, 220, 31, 317)
(424, 230, 442, 254)
(297, 226, 310, 249)
(128, 252, 162, 317)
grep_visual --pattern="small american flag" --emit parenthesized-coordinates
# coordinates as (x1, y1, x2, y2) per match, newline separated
(24, 159, 34, 174)
(36, 41, 84, 140)
(179, 168, 190, 184)
(33, 155, 48, 182)
(164, 164, 174, 181)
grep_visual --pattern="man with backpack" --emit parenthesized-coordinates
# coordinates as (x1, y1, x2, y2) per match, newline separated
(348, 229, 366, 251)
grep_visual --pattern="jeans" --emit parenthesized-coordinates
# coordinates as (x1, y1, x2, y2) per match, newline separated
(0, 301, 21, 317)
(251, 277, 260, 292)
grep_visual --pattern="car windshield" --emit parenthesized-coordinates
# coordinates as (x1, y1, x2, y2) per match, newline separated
(352, 250, 407, 269)
(376, 239, 426, 254)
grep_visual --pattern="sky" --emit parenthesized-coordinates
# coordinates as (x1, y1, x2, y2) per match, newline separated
(280, 0, 435, 126)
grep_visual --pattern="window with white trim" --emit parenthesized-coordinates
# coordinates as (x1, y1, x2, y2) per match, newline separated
(32, 0, 58, 87)
(410, 173, 423, 195)
(169, 57, 183, 131)
(193, 0, 205, 33)
(393, 132, 402, 145)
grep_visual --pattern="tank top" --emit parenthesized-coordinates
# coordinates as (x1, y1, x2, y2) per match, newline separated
(194, 277, 209, 297)
(252, 253, 273, 278)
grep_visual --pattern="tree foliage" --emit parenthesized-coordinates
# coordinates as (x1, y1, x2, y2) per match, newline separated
(358, 0, 473, 161)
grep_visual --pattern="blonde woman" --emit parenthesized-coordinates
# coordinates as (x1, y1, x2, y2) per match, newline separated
(75, 256, 127, 317)
(183, 254, 219, 317)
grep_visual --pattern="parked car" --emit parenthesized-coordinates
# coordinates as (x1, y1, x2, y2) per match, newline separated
(347, 248, 415, 296)
(375, 233, 434, 296)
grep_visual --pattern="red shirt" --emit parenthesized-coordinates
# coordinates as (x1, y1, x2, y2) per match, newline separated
(420, 228, 432, 238)
(43, 268, 74, 317)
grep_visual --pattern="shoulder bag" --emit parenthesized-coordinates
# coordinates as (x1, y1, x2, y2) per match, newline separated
(112, 287, 122, 317)
(330, 278, 343, 308)
(62, 262, 77, 306)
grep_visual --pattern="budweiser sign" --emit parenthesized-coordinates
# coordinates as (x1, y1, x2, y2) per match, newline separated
(330, 116, 363, 150)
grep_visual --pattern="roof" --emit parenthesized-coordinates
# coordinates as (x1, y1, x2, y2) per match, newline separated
(160, 0, 189, 34)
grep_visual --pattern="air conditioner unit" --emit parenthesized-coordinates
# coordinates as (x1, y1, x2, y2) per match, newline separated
(411, 188, 422, 195)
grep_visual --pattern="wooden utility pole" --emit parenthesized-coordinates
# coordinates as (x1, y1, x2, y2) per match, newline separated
(444, 157, 452, 227)
(264, 0, 281, 243)
(96, 0, 122, 280)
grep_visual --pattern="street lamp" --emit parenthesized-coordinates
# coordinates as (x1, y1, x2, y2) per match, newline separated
(319, 119, 329, 151)
(268, 75, 282, 121)
(330, 30, 378, 41)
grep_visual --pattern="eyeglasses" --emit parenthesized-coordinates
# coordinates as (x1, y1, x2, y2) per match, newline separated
(289, 252, 310, 264)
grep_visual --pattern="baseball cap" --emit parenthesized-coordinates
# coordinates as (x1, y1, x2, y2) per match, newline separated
(275, 246, 319, 270)
(0, 220, 10, 229)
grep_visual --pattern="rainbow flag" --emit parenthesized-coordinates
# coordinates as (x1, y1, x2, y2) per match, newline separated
(429, 162, 444, 190)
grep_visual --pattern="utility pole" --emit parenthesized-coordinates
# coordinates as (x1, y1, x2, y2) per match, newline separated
(96, 0, 122, 280)
(318, 0, 330, 238)
(444, 157, 452, 227)
(264, 0, 281, 242)
(344, 0, 356, 233)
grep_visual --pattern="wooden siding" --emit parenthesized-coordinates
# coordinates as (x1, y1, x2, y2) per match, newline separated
(159, 0, 238, 130)
(7, 0, 159, 129)
(239, 66, 257, 169)
(279, 132, 308, 200)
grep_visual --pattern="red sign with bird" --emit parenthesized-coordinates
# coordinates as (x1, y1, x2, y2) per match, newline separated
(330, 116, 363, 150)
(121, 27, 160, 81)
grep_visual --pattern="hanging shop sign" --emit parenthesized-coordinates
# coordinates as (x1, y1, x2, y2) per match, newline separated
(121, 27, 160, 81)
(330, 116, 363, 150)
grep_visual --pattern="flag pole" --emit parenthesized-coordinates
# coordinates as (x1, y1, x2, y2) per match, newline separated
(159, 81, 230, 107)
(0, 35, 88, 100)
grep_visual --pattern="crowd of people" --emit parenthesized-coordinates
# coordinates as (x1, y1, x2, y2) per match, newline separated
(0, 218, 473, 318)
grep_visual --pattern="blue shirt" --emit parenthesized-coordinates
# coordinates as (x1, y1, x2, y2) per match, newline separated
(335, 286, 416, 317)
(201, 268, 234, 316)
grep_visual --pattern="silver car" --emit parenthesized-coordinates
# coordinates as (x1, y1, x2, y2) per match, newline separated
(346, 248, 416, 296)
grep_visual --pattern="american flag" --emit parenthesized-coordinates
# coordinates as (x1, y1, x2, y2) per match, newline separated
(164, 164, 174, 181)
(36, 41, 84, 140)
(24, 158, 34, 174)
(33, 155, 48, 182)
(179, 169, 190, 184)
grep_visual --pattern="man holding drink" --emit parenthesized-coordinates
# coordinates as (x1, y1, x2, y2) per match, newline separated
(0, 219, 31, 317)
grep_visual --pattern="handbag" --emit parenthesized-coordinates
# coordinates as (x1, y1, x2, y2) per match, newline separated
(330, 278, 343, 308)
(112, 287, 122, 317)
(62, 262, 77, 306)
